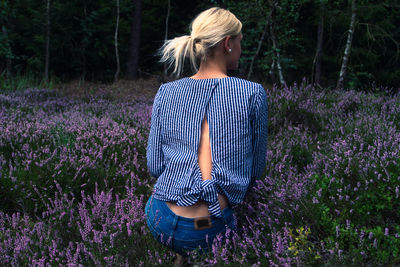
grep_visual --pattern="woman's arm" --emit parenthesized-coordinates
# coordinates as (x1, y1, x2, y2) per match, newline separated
(249, 85, 268, 190)
(146, 86, 165, 179)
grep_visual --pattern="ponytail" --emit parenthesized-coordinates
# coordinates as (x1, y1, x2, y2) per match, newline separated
(159, 35, 197, 77)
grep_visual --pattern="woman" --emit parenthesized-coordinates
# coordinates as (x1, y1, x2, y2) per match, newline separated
(145, 6, 268, 264)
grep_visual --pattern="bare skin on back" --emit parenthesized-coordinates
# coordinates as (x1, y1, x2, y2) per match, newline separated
(198, 115, 212, 180)
(166, 115, 228, 217)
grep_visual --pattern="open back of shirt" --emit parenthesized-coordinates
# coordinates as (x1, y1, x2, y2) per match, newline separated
(198, 114, 212, 181)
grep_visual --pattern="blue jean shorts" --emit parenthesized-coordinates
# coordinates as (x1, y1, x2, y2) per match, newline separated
(145, 194, 236, 255)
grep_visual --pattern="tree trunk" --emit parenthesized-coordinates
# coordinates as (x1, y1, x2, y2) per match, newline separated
(44, 0, 50, 82)
(312, 0, 324, 86)
(114, 0, 120, 82)
(274, 46, 285, 86)
(127, 0, 142, 80)
(269, 21, 285, 86)
(336, 0, 357, 90)
(80, 3, 88, 81)
(1, 26, 12, 78)
(268, 0, 286, 86)
(162, 0, 171, 81)
(247, 11, 271, 80)
(269, 59, 276, 84)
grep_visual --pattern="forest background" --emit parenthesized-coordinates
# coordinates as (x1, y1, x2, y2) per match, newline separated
(0, 0, 399, 91)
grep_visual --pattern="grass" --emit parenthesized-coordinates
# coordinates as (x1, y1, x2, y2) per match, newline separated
(0, 72, 59, 92)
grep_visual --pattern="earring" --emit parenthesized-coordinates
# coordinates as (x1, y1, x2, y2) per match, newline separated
(228, 49, 232, 53)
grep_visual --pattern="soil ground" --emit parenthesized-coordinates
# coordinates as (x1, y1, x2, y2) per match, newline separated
(55, 77, 165, 101)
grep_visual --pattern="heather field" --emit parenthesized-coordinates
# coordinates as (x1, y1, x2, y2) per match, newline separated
(1, 83, 399, 266)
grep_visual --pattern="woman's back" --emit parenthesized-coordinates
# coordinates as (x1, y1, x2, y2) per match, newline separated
(147, 77, 268, 217)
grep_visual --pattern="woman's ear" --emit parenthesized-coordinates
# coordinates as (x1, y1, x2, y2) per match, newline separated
(223, 36, 231, 52)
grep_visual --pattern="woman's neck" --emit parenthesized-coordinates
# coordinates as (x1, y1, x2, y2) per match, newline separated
(191, 57, 228, 80)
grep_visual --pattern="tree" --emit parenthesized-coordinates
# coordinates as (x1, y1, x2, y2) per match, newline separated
(0, 0, 13, 78)
(127, 0, 142, 80)
(1, 26, 12, 78)
(163, 0, 171, 80)
(336, 0, 357, 90)
(44, 0, 50, 82)
(114, 0, 120, 82)
(268, 0, 286, 86)
(311, 0, 325, 86)
(247, 11, 271, 80)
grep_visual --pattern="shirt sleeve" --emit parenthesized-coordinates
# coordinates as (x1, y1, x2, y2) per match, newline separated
(249, 85, 268, 189)
(146, 85, 165, 179)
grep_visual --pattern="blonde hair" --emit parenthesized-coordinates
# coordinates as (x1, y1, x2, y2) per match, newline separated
(159, 7, 242, 77)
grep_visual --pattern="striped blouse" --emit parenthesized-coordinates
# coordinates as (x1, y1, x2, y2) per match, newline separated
(146, 77, 268, 217)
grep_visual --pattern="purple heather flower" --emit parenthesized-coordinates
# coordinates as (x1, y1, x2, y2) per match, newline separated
(384, 228, 389, 236)
(369, 232, 374, 240)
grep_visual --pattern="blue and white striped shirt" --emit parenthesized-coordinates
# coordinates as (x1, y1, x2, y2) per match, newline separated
(146, 77, 268, 217)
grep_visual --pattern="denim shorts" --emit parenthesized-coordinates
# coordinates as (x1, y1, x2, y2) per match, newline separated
(145, 194, 236, 255)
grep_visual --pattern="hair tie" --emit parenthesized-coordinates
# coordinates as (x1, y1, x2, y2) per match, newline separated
(192, 36, 200, 44)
